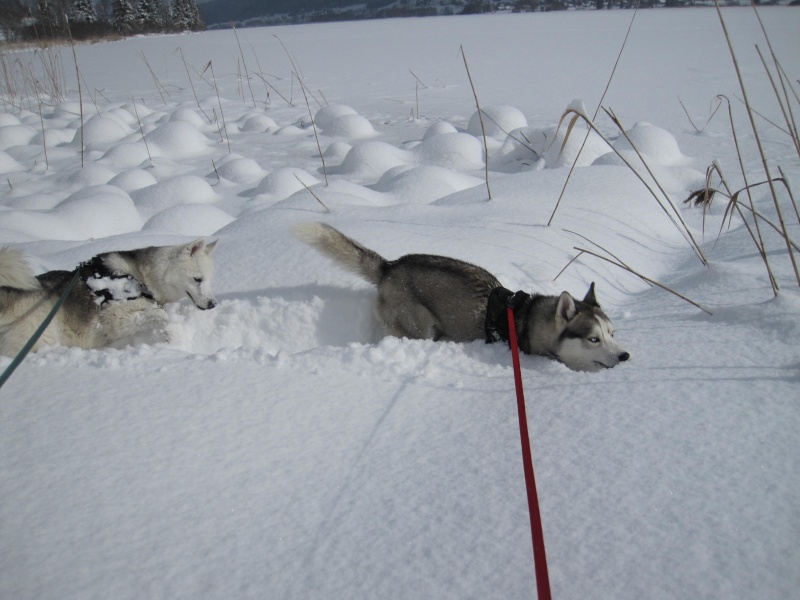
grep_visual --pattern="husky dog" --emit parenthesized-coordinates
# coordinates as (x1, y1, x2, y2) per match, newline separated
(0, 239, 218, 356)
(294, 223, 629, 372)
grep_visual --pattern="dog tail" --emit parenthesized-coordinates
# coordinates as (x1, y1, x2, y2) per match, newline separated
(293, 222, 386, 285)
(0, 246, 40, 290)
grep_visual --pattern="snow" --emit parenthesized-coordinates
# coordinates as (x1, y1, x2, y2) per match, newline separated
(1, 7, 799, 600)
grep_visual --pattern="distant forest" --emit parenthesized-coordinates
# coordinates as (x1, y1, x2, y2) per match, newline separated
(199, 0, 656, 29)
(1, 0, 780, 42)
(1, 0, 203, 41)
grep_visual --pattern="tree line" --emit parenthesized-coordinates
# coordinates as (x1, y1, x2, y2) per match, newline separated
(0, 0, 204, 42)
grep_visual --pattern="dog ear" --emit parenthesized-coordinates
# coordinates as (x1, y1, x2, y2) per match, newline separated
(204, 239, 219, 255)
(583, 282, 599, 307)
(186, 238, 207, 257)
(556, 291, 577, 324)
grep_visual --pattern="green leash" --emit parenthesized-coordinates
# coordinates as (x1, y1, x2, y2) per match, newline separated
(0, 267, 82, 391)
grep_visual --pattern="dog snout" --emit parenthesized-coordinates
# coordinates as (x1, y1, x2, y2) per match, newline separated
(198, 298, 217, 310)
(619, 351, 630, 362)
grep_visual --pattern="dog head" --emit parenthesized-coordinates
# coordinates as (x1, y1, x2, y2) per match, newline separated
(553, 283, 629, 372)
(159, 239, 219, 310)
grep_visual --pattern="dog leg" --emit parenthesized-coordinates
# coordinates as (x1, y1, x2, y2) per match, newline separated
(377, 295, 440, 341)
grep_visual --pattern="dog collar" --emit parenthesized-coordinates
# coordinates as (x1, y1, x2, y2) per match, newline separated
(485, 286, 532, 348)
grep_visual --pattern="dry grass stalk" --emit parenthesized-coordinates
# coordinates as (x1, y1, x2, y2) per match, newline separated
(755, 46, 800, 160)
(716, 94, 772, 275)
(233, 27, 256, 107)
(235, 58, 244, 102)
(295, 174, 329, 212)
(555, 105, 708, 266)
(247, 41, 271, 107)
(176, 48, 212, 123)
(459, 45, 491, 200)
(64, 16, 85, 168)
(606, 106, 708, 265)
(297, 76, 328, 185)
(548, 4, 639, 226)
(678, 95, 723, 135)
(715, 0, 799, 287)
(558, 246, 712, 315)
(777, 165, 800, 224)
(253, 73, 293, 106)
(131, 97, 153, 166)
(37, 101, 49, 170)
(204, 61, 230, 154)
(711, 160, 779, 292)
(274, 35, 304, 80)
(751, 4, 800, 160)
(139, 51, 169, 105)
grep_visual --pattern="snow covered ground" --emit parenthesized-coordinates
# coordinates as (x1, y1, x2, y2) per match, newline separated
(1, 7, 799, 599)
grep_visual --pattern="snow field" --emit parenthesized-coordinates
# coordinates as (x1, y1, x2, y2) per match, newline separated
(1, 8, 799, 600)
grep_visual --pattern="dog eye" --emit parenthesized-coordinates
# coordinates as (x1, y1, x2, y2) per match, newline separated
(588, 337, 600, 343)
(194, 277, 203, 283)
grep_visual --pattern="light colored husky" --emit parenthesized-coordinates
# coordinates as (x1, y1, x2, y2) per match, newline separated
(294, 222, 629, 372)
(0, 239, 218, 356)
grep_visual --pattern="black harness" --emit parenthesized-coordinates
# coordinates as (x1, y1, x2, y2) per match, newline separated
(484, 286, 532, 350)
(79, 256, 154, 306)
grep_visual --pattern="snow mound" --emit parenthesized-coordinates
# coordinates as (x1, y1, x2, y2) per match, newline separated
(494, 124, 611, 168)
(413, 132, 485, 171)
(240, 114, 279, 133)
(0, 113, 21, 127)
(610, 122, 690, 166)
(33, 128, 76, 147)
(319, 114, 376, 139)
(130, 175, 218, 217)
(423, 121, 458, 140)
(253, 167, 321, 199)
(314, 104, 358, 131)
(467, 105, 528, 140)
(105, 107, 138, 127)
(0, 186, 142, 241)
(322, 141, 352, 165)
(274, 124, 308, 136)
(53, 186, 144, 239)
(100, 141, 152, 168)
(0, 151, 25, 174)
(79, 114, 131, 146)
(169, 108, 210, 129)
(335, 140, 414, 181)
(0, 125, 37, 151)
(212, 157, 265, 183)
(64, 164, 118, 188)
(373, 165, 484, 204)
(142, 204, 234, 235)
(144, 121, 209, 159)
(52, 101, 83, 120)
(108, 169, 159, 193)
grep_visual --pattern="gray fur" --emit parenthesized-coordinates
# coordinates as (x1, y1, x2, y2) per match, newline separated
(0, 240, 218, 356)
(295, 223, 629, 372)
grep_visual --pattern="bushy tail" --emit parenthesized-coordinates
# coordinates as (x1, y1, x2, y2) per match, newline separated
(0, 247, 39, 290)
(293, 222, 386, 285)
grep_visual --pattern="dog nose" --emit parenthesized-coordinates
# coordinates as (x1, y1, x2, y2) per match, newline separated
(207, 299, 217, 310)
(619, 352, 630, 362)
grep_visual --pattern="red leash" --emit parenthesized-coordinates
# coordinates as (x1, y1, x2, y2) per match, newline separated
(507, 305, 552, 600)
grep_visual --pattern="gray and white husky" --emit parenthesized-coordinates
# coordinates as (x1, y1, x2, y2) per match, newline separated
(0, 239, 218, 356)
(295, 223, 629, 372)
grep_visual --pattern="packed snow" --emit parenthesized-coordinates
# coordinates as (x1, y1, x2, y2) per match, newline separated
(1, 8, 799, 600)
